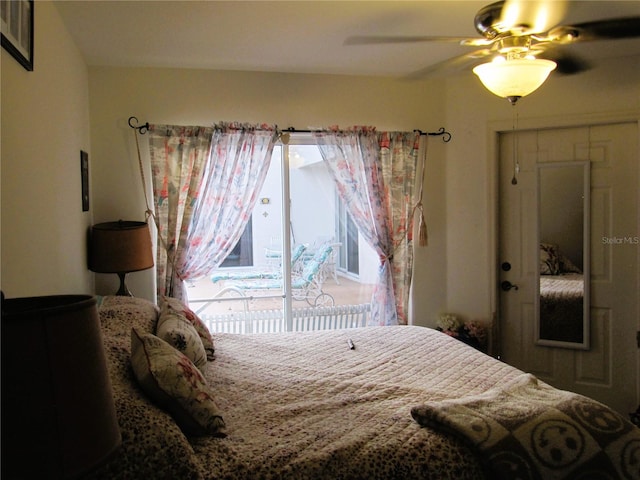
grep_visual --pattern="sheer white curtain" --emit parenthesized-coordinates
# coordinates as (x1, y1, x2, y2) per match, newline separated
(314, 128, 422, 325)
(147, 123, 277, 301)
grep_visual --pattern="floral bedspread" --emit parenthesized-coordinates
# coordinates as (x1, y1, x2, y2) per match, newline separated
(93, 296, 530, 480)
(192, 325, 524, 479)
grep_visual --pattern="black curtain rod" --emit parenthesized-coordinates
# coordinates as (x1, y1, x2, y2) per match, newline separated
(281, 126, 452, 143)
(128, 117, 452, 143)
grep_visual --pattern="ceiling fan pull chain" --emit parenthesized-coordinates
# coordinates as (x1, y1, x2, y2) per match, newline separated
(511, 103, 520, 185)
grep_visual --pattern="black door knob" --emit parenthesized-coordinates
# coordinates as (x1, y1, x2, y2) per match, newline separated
(501, 280, 519, 291)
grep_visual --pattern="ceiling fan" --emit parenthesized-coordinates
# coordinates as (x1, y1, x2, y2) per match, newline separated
(345, 0, 640, 103)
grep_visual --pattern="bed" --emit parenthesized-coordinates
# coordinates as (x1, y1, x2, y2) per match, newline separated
(539, 273, 584, 342)
(89, 296, 639, 480)
(539, 243, 585, 343)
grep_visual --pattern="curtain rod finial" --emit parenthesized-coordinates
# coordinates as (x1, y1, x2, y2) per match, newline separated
(128, 116, 149, 134)
(414, 128, 452, 143)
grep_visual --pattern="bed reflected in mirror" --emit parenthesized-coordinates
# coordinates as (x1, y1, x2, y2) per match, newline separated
(536, 161, 590, 349)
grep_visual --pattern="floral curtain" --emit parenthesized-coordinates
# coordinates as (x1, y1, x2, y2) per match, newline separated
(147, 123, 277, 301)
(314, 128, 422, 325)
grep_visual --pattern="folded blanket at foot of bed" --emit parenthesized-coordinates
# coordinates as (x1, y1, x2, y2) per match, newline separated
(411, 374, 640, 480)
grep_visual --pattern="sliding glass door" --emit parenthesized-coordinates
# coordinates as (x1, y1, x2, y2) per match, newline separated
(188, 137, 377, 332)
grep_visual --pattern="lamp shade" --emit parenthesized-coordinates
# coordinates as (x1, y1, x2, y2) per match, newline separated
(473, 58, 557, 100)
(1, 294, 121, 479)
(89, 220, 154, 273)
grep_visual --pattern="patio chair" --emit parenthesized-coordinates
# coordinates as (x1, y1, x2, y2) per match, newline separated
(227, 243, 335, 306)
(302, 238, 341, 285)
(211, 243, 308, 284)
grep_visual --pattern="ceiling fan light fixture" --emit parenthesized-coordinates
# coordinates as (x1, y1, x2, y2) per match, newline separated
(473, 57, 556, 102)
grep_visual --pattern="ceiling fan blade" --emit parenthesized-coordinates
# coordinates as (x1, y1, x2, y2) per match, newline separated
(407, 49, 493, 79)
(539, 49, 591, 75)
(550, 17, 640, 43)
(344, 35, 477, 46)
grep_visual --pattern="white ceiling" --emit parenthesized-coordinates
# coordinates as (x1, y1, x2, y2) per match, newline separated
(54, 1, 640, 78)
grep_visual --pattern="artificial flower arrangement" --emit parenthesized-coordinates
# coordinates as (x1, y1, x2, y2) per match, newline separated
(436, 313, 488, 352)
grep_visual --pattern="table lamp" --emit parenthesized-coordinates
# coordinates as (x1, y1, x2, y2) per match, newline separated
(89, 220, 154, 296)
(1, 294, 121, 479)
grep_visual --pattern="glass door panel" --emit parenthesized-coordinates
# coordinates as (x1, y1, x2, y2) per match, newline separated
(188, 141, 378, 332)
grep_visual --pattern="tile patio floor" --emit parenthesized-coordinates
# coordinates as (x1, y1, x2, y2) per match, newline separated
(186, 272, 375, 317)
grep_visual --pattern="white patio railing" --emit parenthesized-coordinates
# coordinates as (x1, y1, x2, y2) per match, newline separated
(199, 303, 371, 334)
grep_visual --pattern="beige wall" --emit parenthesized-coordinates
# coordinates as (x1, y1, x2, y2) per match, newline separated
(1, 1, 92, 297)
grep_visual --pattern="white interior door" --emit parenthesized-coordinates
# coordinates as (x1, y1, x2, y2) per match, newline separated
(498, 122, 639, 415)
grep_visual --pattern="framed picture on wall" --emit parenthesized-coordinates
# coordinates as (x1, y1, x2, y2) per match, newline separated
(1, 0, 34, 71)
(81, 150, 89, 212)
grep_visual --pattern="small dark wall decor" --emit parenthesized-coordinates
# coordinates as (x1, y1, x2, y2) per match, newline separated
(1, 0, 34, 71)
(81, 150, 89, 212)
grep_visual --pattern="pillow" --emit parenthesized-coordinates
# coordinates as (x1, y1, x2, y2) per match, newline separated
(130, 327, 226, 437)
(156, 308, 207, 370)
(540, 243, 560, 275)
(161, 296, 215, 361)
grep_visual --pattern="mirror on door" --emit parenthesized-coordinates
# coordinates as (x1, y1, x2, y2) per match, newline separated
(535, 161, 590, 349)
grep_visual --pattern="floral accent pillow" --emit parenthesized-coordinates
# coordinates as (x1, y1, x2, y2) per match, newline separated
(539, 243, 560, 275)
(156, 308, 207, 370)
(130, 327, 226, 437)
(161, 296, 215, 361)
